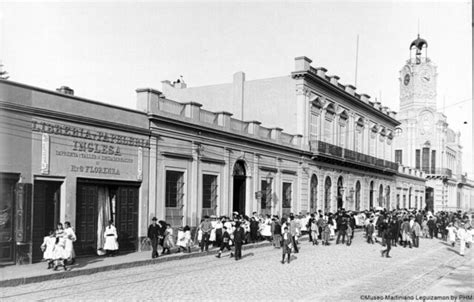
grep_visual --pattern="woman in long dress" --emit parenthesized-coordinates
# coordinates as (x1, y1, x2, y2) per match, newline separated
(104, 220, 119, 256)
(162, 224, 175, 254)
(41, 230, 56, 269)
(63, 221, 77, 264)
(52, 223, 68, 271)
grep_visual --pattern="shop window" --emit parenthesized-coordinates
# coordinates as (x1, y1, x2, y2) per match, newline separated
(202, 174, 218, 209)
(282, 182, 292, 208)
(166, 171, 184, 208)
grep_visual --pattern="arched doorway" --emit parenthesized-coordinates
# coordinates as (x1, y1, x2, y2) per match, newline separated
(324, 176, 331, 213)
(355, 181, 361, 211)
(378, 184, 383, 207)
(310, 175, 318, 213)
(385, 186, 390, 210)
(369, 181, 374, 209)
(232, 161, 246, 214)
(337, 176, 344, 210)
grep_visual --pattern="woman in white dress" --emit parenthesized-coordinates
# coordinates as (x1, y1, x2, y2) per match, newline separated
(41, 230, 56, 269)
(63, 221, 77, 265)
(104, 220, 119, 256)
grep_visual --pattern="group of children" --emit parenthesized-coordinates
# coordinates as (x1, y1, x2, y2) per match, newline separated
(41, 222, 76, 271)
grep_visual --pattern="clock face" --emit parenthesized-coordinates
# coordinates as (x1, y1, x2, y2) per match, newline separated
(421, 71, 431, 82)
(404, 74, 410, 85)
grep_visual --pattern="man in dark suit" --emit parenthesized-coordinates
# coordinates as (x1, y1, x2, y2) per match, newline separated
(233, 221, 245, 260)
(147, 217, 160, 258)
(381, 216, 393, 258)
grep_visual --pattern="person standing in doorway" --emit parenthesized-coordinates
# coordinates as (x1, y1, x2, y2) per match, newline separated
(104, 220, 119, 256)
(63, 221, 77, 265)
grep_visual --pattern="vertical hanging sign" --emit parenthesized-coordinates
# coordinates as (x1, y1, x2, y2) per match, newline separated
(41, 133, 50, 174)
(137, 147, 143, 181)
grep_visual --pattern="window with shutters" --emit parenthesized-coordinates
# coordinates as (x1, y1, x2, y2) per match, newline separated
(415, 149, 420, 169)
(395, 150, 402, 164)
(202, 174, 218, 209)
(282, 182, 292, 208)
(310, 113, 319, 141)
(431, 150, 436, 174)
(422, 147, 430, 173)
(166, 171, 184, 208)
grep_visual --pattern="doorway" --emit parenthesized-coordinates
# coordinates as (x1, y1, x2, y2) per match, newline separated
(337, 177, 343, 210)
(232, 161, 246, 215)
(32, 180, 62, 262)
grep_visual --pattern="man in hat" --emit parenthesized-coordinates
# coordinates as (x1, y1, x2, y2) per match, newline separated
(147, 217, 160, 258)
(233, 221, 245, 260)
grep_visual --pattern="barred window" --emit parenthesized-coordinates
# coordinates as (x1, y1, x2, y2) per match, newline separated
(166, 171, 184, 208)
(202, 174, 218, 209)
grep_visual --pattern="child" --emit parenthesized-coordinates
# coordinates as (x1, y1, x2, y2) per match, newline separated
(321, 219, 331, 246)
(162, 224, 175, 255)
(104, 219, 119, 257)
(216, 226, 233, 258)
(41, 230, 56, 269)
(52, 236, 67, 271)
(310, 219, 319, 246)
(421, 218, 429, 238)
(177, 226, 192, 253)
(281, 227, 292, 264)
(446, 222, 457, 247)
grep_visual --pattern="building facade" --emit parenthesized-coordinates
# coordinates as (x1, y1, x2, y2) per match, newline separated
(393, 36, 474, 212)
(0, 54, 428, 266)
(0, 81, 150, 265)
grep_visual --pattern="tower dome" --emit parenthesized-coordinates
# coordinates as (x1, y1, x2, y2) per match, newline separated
(410, 34, 428, 50)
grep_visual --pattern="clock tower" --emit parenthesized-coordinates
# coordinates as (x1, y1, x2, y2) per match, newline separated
(399, 35, 438, 113)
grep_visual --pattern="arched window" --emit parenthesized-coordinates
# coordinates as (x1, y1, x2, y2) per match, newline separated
(310, 175, 318, 212)
(337, 176, 344, 210)
(385, 186, 390, 210)
(324, 176, 332, 213)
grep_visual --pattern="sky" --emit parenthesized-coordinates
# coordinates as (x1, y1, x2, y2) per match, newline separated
(0, 0, 472, 175)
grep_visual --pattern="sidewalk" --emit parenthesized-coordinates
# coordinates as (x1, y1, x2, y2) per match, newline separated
(0, 238, 287, 288)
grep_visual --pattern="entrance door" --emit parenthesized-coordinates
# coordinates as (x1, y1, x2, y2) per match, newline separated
(0, 178, 16, 264)
(232, 161, 246, 215)
(337, 177, 343, 210)
(425, 187, 434, 212)
(32, 180, 61, 262)
(76, 184, 98, 255)
(115, 187, 138, 252)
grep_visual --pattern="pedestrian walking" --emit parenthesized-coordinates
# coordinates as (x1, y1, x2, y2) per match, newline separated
(281, 227, 292, 264)
(148, 217, 160, 258)
(366, 219, 375, 244)
(233, 222, 245, 260)
(400, 218, 412, 248)
(310, 218, 319, 245)
(104, 220, 119, 256)
(272, 216, 282, 248)
(446, 222, 457, 247)
(412, 219, 422, 248)
(41, 230, 56, 269)
(215, 226, 232, 258)
(381, 217, 393, 258)
(457, 223, 468, 256)
(289, 215, 300, 253)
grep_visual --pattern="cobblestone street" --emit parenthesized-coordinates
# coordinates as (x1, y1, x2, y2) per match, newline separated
(1, 232, 472, 301)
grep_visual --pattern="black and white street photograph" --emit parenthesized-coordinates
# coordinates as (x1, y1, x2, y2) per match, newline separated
(0, 1, 473, 301)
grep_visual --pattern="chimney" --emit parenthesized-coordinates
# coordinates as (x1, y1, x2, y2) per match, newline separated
(173, 76, 187, 89)
(295, 56, 312, 71)
(56, 86, 74, 96)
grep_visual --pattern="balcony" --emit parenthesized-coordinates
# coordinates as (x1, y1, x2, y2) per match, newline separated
(426, 168, 452, 179)
(309, 140, 399, 173)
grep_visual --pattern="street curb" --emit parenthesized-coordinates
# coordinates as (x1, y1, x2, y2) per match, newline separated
(1, 237, 307, 288)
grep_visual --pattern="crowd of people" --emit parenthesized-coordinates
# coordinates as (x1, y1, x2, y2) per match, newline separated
(147, 208, 473, 264)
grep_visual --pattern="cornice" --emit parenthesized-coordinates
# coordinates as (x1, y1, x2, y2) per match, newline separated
(0, 100, 151, 136)
(291, 70, 400, 126)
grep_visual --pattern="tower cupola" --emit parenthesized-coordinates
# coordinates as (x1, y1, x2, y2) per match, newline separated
(409, 35, 428, 64)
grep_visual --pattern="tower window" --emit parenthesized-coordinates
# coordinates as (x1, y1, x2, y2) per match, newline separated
(415, 149, 420, 169)
(395, 150, 402, 164)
